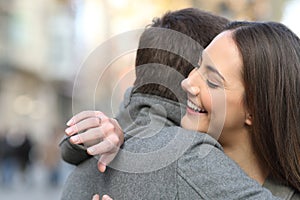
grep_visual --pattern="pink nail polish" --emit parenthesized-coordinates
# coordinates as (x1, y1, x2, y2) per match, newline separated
(87, 147, 95, 154)
(70, 135, 79, 143)
(65, 127, 73, 134)
(66, 118, 73, 126)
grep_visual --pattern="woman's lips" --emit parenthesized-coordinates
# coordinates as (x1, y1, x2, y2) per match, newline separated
(187, 99, 208, 114)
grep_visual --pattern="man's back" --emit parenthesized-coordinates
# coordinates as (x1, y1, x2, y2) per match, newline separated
(61, 89, 276, 200)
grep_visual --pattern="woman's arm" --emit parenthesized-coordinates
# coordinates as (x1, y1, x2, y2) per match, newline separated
(60, 136, 92, 165)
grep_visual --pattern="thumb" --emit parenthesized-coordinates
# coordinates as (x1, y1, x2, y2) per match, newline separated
(92, 194, 100, 200)
(102, 195, 113, 200)
(97, 160, 106, 173)
(98, 152, 117, 172)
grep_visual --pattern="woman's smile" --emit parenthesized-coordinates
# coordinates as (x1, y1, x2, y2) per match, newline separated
(186, 99, 208, 114)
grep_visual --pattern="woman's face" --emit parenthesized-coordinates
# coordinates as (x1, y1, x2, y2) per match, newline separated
(181, 31, 251, 141)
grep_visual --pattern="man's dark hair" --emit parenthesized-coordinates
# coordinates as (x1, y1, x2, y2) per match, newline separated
(133, 8, 229, 102)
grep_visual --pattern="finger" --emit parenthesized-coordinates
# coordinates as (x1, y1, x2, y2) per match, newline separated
(92, 194, 100, 200)
(86, 135, 119, 155)
(66, 111, 99, 126)
(75, 117, 121, 144)
(65, 117, 102, 136)
(109, 118, 124, 144)
(69, 127, 103, 144)
(97, 151, 118, 172)
(66, 111, 108, 126)
(97, 161, 106, 173)
(69, 118, 120, 144)
(110, 118, 122, 131)
(102, 195, 113, 200)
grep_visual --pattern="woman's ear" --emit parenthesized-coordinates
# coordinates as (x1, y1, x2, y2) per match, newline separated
(245, 113, 252, 126)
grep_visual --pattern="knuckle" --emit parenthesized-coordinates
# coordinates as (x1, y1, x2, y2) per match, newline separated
(101, 117, 109, 123)
(105, 143, 112, 152)
(92, 118, 100, 125)
(73, 124, 79, 132)
(101, 127, 109, 138)
(109, 134, 120, 146)
(112, 135, 120, 144)
(111, 119, 122, 130)
(94, 110, 101, 116)
(106, 123, 115, 132)
(76, 134, 82, 143)
(94, 127, 102, 134)
(96, 128, 104, 138)
(109, 118, 116, 124)
(97, 111, 108, 119)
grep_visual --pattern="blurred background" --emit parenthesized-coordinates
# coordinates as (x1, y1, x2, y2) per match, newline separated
(0, 0, 299, 199)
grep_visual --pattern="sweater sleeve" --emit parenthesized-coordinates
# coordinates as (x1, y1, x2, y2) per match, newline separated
(59, 136, 92, 165)
(177, 133, 280, 200)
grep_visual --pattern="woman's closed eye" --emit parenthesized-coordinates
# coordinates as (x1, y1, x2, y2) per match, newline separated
(206, 79, 219, 89)
(204, 65, 225, 89)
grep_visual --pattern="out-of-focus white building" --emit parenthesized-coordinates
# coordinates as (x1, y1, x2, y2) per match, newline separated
(0, 1, 298, 198)
(0, 0, 293, 142)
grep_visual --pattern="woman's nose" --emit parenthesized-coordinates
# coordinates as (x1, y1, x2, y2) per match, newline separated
(181, 75, 200, 96)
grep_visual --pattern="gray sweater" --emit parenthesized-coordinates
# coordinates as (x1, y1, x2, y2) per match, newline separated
(61, 88, 297, 200)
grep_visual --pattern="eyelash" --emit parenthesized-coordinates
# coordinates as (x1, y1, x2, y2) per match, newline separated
(206, 79, 219, 89)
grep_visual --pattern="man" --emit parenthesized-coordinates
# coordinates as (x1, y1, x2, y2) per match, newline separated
(61, 8, 278, 199)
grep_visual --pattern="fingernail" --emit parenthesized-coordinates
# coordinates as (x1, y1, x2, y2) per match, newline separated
(102, 195, 111, 200)
(70, 135, 79, 143)
(87, 147, 95, 154)
(98, 164, 106, 173)
(65, 127, 73, 134)
(66, 118, 73, 126)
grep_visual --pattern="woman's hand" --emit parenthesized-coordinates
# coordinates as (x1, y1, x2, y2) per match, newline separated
(65, 111, 124, 172)
(92, 194, 113, 200)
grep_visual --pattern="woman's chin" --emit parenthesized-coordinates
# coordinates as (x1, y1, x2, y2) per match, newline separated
(180, 115, 207, 133)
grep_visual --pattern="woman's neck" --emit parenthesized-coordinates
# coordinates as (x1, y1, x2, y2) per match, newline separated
(221, 130, 269, 185)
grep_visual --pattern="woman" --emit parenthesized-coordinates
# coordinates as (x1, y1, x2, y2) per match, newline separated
(181, 21, 300, 193)
(64, 21, 300, 199)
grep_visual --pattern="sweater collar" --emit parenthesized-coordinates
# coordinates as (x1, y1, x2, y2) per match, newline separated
(117, 87, 186, 128)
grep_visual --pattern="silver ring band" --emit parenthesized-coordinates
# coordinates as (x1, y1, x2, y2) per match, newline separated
(97, 116, 102, 125)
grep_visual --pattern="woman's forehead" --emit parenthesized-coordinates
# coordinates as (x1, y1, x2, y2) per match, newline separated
(202, 30, 244, 84)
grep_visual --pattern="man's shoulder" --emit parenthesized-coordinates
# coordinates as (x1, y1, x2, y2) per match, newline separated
(122, 126, 215, 160)
(264, 177, 300, 200)
(61, 157, 102, 200)
(107, 126, 197, 173)
(176, 133, 223, 180)
(123, 126, 195, 151)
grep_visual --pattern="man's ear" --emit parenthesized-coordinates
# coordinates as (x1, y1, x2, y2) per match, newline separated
(245, 113, 252, 126)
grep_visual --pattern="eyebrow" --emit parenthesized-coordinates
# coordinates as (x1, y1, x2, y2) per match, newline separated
(206, 65, 225, 81)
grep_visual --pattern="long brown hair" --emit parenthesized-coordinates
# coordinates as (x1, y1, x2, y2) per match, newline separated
(227, 21, 300, 191)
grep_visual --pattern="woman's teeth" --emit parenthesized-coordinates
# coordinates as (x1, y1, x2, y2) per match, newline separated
(187, 100, 207, 113)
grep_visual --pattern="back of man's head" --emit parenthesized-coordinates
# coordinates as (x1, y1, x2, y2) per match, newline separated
(133, 8, 229, 102)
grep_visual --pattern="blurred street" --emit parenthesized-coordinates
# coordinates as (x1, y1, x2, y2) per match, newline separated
(0, 161, 74, 200)
(0, 0, 298, 200)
